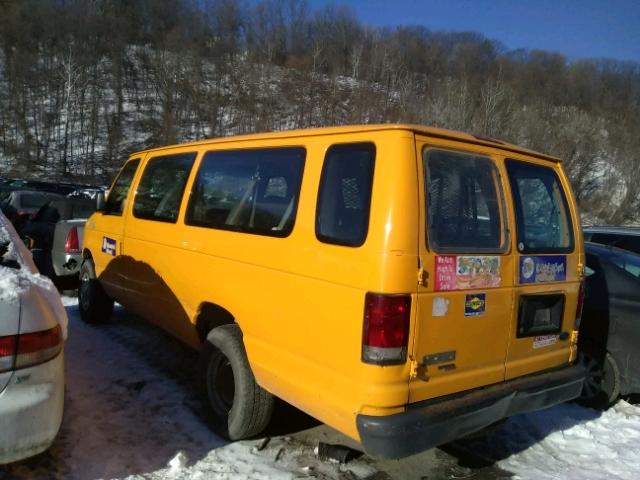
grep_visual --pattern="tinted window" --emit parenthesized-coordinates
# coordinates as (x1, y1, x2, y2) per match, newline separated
(71, 202, 96, 219)
(19, 193, 49, 209)
(425, 150, 505, 252)
(105, 159, 140, 215)
(589, 233, 621, 246)
(186, 147, 305, 236)
(316, 143, 375, 247)
(616, 236, 640, 255)
(133, 153, 196, 223)
(588, 232, 640, 255)
(506, 160, 573, 253)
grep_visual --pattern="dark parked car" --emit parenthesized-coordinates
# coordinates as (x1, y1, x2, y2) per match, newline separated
(579, 241, 640, 408)
(583, 226, 640, 255)
(0, 190, 65, 235)
(5, 179, 84, 196)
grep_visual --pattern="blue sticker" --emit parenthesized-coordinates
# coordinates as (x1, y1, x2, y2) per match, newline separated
(464, 293, 486, 317)
(519, 256, 566, 284)
(102, 236, 116, 256)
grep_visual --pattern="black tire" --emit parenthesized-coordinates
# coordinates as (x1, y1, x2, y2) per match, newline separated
(578, 351, 621, 409)
(200, 324, 274, 440)
(78, 259, 113, 324)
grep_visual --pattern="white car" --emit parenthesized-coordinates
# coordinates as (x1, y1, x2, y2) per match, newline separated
(0, 212, 67, 464)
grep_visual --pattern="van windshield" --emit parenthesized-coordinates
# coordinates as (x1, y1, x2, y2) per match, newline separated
(506, 160, 574, 253)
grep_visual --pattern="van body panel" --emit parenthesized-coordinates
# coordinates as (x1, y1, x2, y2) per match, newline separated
(85, 158, 143, 305)
(121, 147, 202, 348)
(410, 135, 515, 404)
(502, 159, 583, 380)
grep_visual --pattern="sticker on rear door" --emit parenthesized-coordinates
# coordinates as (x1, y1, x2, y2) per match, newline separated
(102, 236, 116, 256)
(533, 335, 558, 349)
(464, 293, 486, 317)
(519, 256, 566, 284)
(435, 255, 501, 291)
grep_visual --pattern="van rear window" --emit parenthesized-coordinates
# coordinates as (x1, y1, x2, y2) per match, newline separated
(186, 147, 305, 237)
(506, 160, 574, 253)
(425, 149, 506, 253)
(316, 143, 375, 247)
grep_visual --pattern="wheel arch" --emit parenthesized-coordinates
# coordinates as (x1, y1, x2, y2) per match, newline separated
(195, 301, 236, 343)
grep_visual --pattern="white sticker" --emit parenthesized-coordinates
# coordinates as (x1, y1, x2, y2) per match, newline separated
(533, 335, 558, 349)
(432, 297, 450, 317)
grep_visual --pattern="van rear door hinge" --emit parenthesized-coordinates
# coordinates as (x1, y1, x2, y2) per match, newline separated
(418, 263, 429, 287)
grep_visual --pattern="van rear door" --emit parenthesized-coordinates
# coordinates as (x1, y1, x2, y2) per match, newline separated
(503, 159, 581, 380)
(409, 139, 513, 403)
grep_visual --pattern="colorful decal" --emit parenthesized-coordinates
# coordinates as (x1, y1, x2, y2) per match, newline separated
(434, 256, 457, 291)
(533, 334, 558, 349)
(464, 293, 486, 317)
(102, 236, 116, 256)
(519, 255, 566, 284)
(435, 255, 501, 291)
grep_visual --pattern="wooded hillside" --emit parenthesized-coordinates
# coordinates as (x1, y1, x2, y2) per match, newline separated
(1, 0, 639, 222)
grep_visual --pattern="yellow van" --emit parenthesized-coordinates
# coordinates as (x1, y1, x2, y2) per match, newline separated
(80, 125, 585, 458)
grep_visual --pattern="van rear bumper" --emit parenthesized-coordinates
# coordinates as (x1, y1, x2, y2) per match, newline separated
(356, 363, 585, 459)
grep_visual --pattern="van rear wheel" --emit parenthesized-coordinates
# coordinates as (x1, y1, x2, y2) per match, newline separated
(78, 259, 113, 324)
(201, 324, 274, 440)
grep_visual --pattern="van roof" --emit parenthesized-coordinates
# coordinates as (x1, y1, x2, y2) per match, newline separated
(135, 124, 561, 163)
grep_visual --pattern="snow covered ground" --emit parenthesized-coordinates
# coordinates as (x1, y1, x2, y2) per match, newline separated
(1, 296, 639, 480)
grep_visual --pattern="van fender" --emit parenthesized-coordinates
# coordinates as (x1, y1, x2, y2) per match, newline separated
(195, 302, 236, 343)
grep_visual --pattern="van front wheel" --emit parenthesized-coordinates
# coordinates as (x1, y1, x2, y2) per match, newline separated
(78, 259, 113, 324)
(201, 324, 274, 440)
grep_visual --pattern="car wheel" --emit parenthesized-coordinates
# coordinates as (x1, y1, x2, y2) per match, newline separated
(578, 351, 621, 409)
(78, 259, 113, 324)
(200, 324, 274, 440)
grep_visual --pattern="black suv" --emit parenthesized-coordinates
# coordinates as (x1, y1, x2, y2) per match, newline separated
(583, 226, 640, 254)
(579, 240, 640, 408)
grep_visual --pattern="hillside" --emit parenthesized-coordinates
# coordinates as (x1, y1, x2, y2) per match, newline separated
(1, 0, 639, 223)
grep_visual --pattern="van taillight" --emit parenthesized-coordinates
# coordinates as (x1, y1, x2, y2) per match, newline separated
(0, 325, 62, 373)
(362, 293, 411, 365)
(574, 281, 585, 329)
(65, 226, 80, 253)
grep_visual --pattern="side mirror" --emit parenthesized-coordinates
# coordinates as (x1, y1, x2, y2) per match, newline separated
(96, 192, 106, 212)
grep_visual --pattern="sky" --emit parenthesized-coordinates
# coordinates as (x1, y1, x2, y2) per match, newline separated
(306, 0, 640, 63)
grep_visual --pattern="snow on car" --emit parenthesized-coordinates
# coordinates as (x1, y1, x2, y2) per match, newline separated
(0, 211, 67, 464)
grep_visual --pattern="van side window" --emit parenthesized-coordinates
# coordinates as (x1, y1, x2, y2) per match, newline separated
(133, 153, 196, 223)
(425, 149, 505, 252)
(185, 147, 305, 237)
(104, 158, 140, 215)
(316, 143, 375, 247)
(506, 160, 574, 253)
